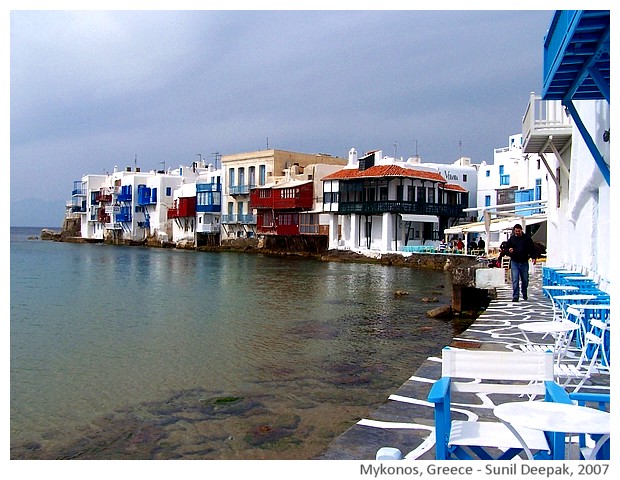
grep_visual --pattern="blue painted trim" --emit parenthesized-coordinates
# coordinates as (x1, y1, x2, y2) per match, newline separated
(563, 99, 610, 186)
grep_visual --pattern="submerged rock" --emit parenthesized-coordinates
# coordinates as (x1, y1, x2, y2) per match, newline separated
(426, 305, 452, 319)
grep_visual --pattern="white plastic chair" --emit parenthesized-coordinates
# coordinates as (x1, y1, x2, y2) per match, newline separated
(518, 307, 583, 364)
(555, 317, 610, 392)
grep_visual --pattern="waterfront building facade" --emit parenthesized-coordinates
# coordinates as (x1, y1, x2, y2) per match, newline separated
(528, 10, 610, 281)
(71, 162, 214, 243)
(195, 165, 222, 247)
(250, 163, 343, 237)
(418, 156, 479, 217)
(476, 132, 552, 221)
(220, 149, 347, 241)
(322, 148, 468, 252)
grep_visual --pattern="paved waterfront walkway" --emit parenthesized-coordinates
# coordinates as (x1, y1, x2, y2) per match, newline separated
(317, 264, 611, 460)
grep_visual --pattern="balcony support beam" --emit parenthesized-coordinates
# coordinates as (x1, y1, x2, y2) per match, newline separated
(563, 99, 610, 186)
(539, 135, 569, 179)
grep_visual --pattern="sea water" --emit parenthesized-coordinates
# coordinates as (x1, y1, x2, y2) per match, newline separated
(10, 226, 463, 459)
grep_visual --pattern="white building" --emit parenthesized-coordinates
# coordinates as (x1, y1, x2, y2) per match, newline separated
(71, 161, 212, 244)
(524, 10, 610, 283)
(195, 164, 222, 246)
(528, 99, 610, 280)
(477, 132, 550, 221)
(322, 148, 469, 252)
(418, 156, 479, 214)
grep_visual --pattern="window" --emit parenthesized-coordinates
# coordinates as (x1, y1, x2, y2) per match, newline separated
(463, 174, 467, 182)
(166, 186, 172, 196)
(499, 165, 510, 186)
(228, 168, 235, 186)
(281, 188, 298, 199)
(417, 186, 425, 203)
(238, 167, 245, 187)
(486, 170, 490, 177)
(379, 186, 388, 201)
(323, 191, 339, 203)
(427, 187, 435, 203)
(249, 166, 255, 187)
(259, 165, 266, 186)
(485, 195, 491, 207)
(262, 211, 274, 227)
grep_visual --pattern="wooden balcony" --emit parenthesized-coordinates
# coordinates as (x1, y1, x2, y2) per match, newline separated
(336, 200, 465, 218)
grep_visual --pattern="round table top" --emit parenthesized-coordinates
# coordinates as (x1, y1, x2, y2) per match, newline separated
(494, 401, 610, 434)
(518, 321, 579, 333)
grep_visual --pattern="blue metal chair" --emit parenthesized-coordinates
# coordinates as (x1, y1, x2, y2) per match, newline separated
(427, 348, 562, 460)
(546, 389, 610, 460)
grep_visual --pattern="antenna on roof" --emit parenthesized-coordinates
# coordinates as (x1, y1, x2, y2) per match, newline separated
(393, 141, 398, 158)
(459, 140, 463, 158)
(266, 137, 269, 149)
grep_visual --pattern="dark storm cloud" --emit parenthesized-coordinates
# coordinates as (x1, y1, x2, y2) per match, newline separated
(10, 9, 553, 226)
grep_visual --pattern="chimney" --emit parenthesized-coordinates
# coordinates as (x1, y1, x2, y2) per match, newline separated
(347, 148, 359, 169)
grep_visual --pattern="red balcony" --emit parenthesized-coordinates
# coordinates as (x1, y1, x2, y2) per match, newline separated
(273, 183, 314, 210)
(95, 193, 113, 203)
(167, 197, 196, 219)
(249, 188, 274, 209)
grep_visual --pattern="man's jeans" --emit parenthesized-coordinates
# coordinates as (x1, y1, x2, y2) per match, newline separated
(511, 260, 529, 300)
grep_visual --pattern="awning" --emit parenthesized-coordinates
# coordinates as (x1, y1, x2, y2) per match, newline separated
(401, 214, 439, 223)
(445, 215, 547, 235)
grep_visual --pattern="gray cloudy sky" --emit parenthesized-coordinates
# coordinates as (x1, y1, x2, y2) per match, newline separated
(9, 9, 554, 227)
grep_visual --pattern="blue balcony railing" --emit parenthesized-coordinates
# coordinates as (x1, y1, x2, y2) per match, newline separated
(229, 184, 255, 195)
(196, 204, 222, 213)
(221, 214, 256, 224)
(197, 183, 222, 193)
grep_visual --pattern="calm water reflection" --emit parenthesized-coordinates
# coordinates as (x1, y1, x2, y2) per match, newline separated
(11, 228, 464, 459)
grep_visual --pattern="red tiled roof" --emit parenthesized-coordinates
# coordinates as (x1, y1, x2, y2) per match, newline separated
(321, 165, 447, 182)
(442, 183, 468, 192)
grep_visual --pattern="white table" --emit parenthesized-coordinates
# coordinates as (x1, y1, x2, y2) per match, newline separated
(494, 401, 610, 460)
(518, 321, 580, 360)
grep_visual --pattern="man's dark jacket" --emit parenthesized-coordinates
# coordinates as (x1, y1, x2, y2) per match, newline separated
(506, 233, 537, 263)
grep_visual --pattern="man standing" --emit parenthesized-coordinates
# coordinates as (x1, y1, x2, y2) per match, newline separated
(506, 223, 537, 301)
